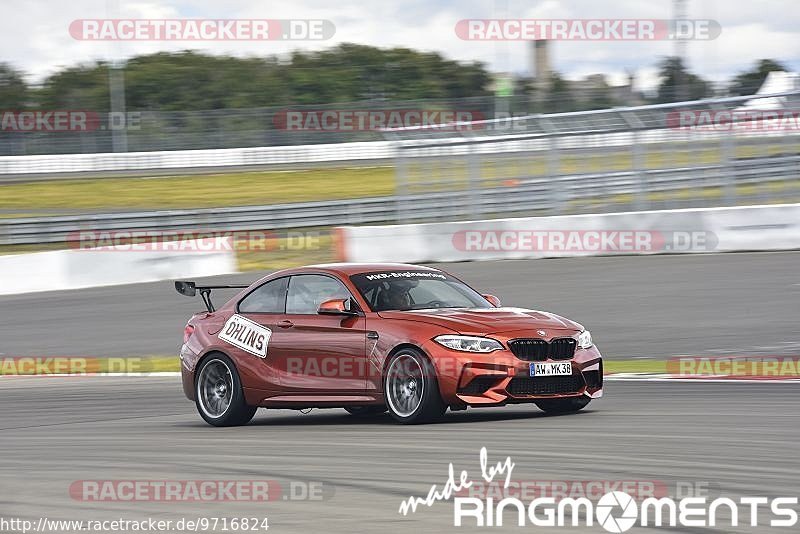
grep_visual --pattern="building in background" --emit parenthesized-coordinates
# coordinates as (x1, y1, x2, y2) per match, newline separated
(530, 39, 552, 95)
(520, 38, 644, 111)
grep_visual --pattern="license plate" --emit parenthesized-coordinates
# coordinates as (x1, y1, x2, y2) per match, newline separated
(530, 362, 572, 377)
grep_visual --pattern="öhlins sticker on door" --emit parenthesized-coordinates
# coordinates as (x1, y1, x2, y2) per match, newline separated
(218, 314, 271, 358)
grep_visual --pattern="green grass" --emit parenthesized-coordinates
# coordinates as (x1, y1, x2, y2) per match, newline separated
(604, 359, 668, 374)
(567, 179, 800, 212)
(0, 166, 396, 211)
(0, 356, 667, 375)
(0, 355, 180, 375)
(2, 139, 795, 212)
(408, 142, 799, 191)
(235, 232, 336, 271)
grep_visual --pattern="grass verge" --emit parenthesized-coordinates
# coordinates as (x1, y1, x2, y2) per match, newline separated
(1, 139, 795, 212)
(0, 356, 668, 376)
(603, 359, 669, 374)
(0, 166, 395, 211)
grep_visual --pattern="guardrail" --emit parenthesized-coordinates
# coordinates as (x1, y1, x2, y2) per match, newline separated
(2, 91, 798, 179)
(388, 91, 800, 215)
(1, 154, 797, 245)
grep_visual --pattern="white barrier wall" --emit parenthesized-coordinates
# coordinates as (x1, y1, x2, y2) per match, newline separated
(0, 141, 397, 175)
(335, 204, 800, 263)
(0, 237, 237, 295)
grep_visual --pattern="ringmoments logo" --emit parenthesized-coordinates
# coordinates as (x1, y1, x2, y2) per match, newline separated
(595, 491, 638, 533)
(398, 448, 800, 530)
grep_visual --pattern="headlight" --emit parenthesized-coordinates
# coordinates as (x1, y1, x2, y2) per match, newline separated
(434, 335, 504, 353)
(577, 330, 593, 349)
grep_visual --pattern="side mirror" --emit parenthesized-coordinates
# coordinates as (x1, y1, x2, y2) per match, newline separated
(318, 298, 359, 316)
(175, 281, 197, 297)
(482, 294, 501, 307)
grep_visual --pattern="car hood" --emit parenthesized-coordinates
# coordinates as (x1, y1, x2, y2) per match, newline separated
(376, 307, 583, 335)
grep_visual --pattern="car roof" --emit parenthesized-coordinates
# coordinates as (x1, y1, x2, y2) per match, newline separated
(250, 263, 443, 286)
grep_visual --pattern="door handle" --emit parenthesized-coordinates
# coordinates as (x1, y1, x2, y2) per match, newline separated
(277, 320, 294, 329)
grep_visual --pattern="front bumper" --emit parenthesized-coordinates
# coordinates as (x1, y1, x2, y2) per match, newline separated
(423, 340, 603, 407)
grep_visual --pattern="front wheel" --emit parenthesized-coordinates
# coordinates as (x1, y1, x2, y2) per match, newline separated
(535, 397, 591, 414)
(195, 354, 257, 427)
(384, 349, 446, 424)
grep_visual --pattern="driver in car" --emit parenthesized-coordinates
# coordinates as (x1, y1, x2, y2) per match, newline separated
(377, 280, 415, 310)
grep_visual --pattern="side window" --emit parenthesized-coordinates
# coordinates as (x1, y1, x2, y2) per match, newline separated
(286, 275, 352, 314)
(238, 277, 288, 313)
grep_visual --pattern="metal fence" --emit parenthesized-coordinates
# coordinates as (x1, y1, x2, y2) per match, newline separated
(0, 89, 733, 156)
(1, 155, 796, 245)
(386, 91, 800, 215)
(1, 92, 799, 244)
(0, 95, 514, 156)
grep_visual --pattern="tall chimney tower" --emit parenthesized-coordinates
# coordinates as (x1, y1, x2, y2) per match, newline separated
(530, 39, 552, 92)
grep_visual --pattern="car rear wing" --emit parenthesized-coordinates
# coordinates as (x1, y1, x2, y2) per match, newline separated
(174, 281, 249, 312)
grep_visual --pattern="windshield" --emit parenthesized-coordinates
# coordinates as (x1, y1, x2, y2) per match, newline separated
(350, 270, 492, 312)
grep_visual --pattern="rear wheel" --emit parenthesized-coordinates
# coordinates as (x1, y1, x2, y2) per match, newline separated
(535, 397, 591, 414)
(195, 354, 257, 427)
(384, 348, 446, 424)
(344, 405, 387, 417)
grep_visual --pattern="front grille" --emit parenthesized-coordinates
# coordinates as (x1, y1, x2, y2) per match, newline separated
(507, 375, 585, 396)
(508, 338, 576, 361)
(459, 376, 499, 396)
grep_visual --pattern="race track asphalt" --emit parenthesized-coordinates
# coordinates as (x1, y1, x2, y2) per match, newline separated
(1, 377, 798, 533)
(1, 251, 797, 359)
(2, 252, 799, 532)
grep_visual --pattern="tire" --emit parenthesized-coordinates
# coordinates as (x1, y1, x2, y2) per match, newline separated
(384, 348, 446, 424)
(195, 354, 257, 427)
(344, 405, 387, 417)
(535, 397, 591, 414)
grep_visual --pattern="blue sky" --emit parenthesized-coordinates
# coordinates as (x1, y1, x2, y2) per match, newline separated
(2, 0, 798, 91)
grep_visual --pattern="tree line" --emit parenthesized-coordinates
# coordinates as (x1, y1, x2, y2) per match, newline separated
(0, 44, 492, 111)
(0, 43, 789, 112)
